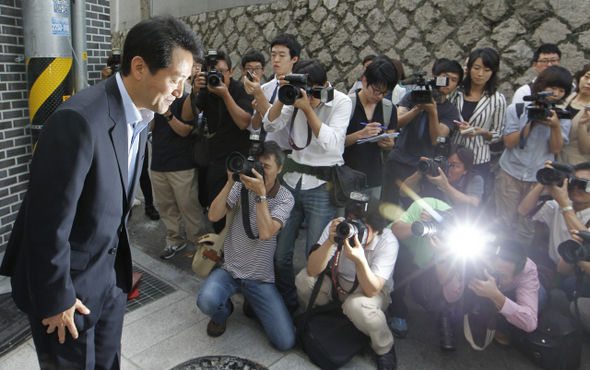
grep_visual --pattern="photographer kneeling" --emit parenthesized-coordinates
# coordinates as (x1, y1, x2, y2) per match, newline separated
(435, 236, 543, 349)
(196, 141, 296, 350)
(401, 143, 483, 206)
(295, 198, 399, 370)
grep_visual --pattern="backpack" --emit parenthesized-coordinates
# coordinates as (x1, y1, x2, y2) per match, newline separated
(348, 93, 394, 128)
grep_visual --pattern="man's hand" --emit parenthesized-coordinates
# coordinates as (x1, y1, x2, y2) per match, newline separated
(292, 89, 312, 112)
(192, 72, 207, 94)
(378, 135, 395, 151)
(239, 168, 266, 196)
(537, 110, 560, 128)
(252, 99, 259, 113)
(419, 210, 432, 222)
(42, 299, 90, 344)
(101, 66, 112, 81)
(343, 234, 367, 264)
(546, 178, 570, 205)
(426, 167, 450, 188)
(468, 269, 501, 299)
(416, 98, 437, 114)
(357, 123, 382, 140)
(327, 219, 342, 245)
(208, 81, 230, 98)
(226, 170, 237, 186)
(243, 75, 262, 95)
(429, 236, 450, 259)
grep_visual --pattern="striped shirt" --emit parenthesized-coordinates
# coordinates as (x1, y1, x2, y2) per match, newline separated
(449, 90, 506, 165)
(221, 181, 294, 283)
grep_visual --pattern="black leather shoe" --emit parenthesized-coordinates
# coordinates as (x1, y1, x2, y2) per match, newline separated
(439, 315, 456, 351)
(145, 204, 160, 220)
(377, 344, 397, 370)
(206, 300, 233, 337)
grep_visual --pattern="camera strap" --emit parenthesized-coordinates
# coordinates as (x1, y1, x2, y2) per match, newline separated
(331, 246, 360, 295)
(240, 186, 259, 239)
(519, 121, 536, 149)
(288, 108, 313, 151)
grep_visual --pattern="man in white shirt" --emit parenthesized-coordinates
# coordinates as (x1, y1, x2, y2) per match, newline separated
(512, 44, 562, 104)
(244, 33, 301, 150)
(263, 59, 352, 312)
(518, 161, 590, 265)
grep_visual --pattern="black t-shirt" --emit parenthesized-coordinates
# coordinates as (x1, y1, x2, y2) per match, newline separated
(343, 92, 398, 187)
(195, 78, 254, 162)
(151, 94, 195, 172)
(389, 94, 460, 166)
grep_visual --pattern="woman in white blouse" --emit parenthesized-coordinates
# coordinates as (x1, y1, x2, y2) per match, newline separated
(449, 48, 506, 185)
(557, 63, 590, 165)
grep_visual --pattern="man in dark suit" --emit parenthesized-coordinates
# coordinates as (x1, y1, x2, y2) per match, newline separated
(0, 16, 202, 369)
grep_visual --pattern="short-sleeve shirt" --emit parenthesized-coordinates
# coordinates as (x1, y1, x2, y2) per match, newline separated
(316, 218, 399, 291)
(195, 78, 254, 162)
(499, 103, 571, 182)
(389, 94, 460, 166)
(394, 197, 452, 268)
(343, 91, 398, 187)
(222, 181, 294, 283)
(151, 94, 195, 172)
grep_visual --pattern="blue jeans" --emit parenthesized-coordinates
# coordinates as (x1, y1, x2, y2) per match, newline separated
(274, 181, 336, 307)
(196, 268, 295, 351)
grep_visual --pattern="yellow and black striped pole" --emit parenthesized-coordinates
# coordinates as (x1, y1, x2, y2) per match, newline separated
(27, 57, 73, 126)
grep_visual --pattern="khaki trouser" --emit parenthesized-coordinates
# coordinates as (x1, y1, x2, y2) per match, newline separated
(494, 168, 537, 243)
(295, 269, 393, 355)
(151, 168, 206, 247)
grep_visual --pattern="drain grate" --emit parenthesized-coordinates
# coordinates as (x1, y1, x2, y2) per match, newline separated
(126, 265, 177, 313)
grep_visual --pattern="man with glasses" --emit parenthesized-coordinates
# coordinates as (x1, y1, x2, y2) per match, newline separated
(512, 44, 562, 104)
(343, 55, 398, 199)
(241, 49, 266, 82)
(183, 50, 254, 233)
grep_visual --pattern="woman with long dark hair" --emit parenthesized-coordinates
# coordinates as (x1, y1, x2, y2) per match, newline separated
(449, 48, 506, 184)
(558, 63, 590, 165)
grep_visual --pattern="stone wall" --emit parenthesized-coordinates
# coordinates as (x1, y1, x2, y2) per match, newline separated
(113, 0, 590, 101)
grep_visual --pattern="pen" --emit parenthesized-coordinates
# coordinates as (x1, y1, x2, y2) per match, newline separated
(361, 122, 388, 130)
(454, 120, 469, 126)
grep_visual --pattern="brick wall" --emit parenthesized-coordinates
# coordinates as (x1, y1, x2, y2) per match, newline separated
(0, 0, 111, 252)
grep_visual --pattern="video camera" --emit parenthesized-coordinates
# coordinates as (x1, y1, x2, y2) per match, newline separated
(203, 49, 225, 87)
(226, 132, 265, 183)
(417, 136, 451, 177)
(401, 71, 449, 104)
(523, 91, 571, 121)
(278, 74, 335, 105)
(558, 231, 590, 264)
(536, 162, 575, 186)
(335, 192, 370, 248)
(109, 49, 121, 76)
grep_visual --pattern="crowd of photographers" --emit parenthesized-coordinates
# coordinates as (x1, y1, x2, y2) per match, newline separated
(100, 34, 590, 369)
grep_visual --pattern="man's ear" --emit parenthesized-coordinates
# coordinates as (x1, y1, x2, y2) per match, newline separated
(130, 56, 146, 80)
(291, 56, 299, 64)
(277, 165, 283, 174)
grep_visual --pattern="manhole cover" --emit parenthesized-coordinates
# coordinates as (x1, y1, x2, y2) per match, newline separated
(171, 356, 268, 370)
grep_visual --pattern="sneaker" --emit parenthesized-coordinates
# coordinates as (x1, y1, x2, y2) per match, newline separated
(377, 344, 397, 370)
(243, 298, 257, 319)
(160, 244, 186, 260)
(389, 317, 408, 338)
(145, 204, 160, 220)
(206, 300, 234, 337)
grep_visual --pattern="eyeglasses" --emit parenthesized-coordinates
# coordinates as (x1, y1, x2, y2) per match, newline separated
(245, 67, 264, 73)
(369, 85, 389, 96)
(536, 58, 560, 66)
(218, 68, 230, 74)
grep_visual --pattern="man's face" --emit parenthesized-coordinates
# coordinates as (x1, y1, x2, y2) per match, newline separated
(569, 169, 590, 205)
(494, 258, 517, 289)
(543, 86, 566, 101)
(192, 62, 202, 77)
(362, 77, 388, 104)
(533, 53, 561, 74)
(271, 45, 297, 77)
(437, 72, 460, 96)
(259, 154, 280, 186)
(138, 47, 193, 114)
(213, 59, 232, 86)
(243, 61, 265, 80)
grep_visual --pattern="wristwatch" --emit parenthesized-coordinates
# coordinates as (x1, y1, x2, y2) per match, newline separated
(255, 195, 267, 203)
(163, 113, 173, 121)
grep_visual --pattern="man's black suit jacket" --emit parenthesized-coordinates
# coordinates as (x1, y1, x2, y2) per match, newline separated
(0, 76, 147, 332)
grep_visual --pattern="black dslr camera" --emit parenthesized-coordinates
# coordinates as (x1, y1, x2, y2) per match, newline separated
(523, 91, 571, 121)
(226, 133, 265, 182)
(203, 49, 224, 87)
(558, 231, 590, 264)
(109, 49, 121, 76)
(401, 71, 449, 104)
(335, 192, 370, 247)
(417, 136, 451, 177)
(536, 161, 575, 186)
(278, 74, 313, 105)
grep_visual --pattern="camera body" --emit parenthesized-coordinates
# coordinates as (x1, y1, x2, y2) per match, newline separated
(536, 161, 575, 186)
(109, 49, 121, 76)
(203, 49, 225, 87)
(335, 218, 368, 247)
(401, 71, 449, 104)
(523, 91, 571, 121)
(226, 133, 265, 182)
(417, 136, 451, 177)
(558, 231, 590, 264)
(278, 74, 313, 105)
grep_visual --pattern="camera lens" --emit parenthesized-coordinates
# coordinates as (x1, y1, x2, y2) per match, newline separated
(208, 75, 220, 87)
(278, 85, 301, 105)
(417, 159, 435, 175)
(536, 168, 565, 186)
(411, 221, 436, 237)
(226, 152, 247, 173)
(336, 222, 357, 240)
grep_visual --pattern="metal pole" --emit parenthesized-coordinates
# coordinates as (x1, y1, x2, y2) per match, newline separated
(71, 0, 88, 92)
